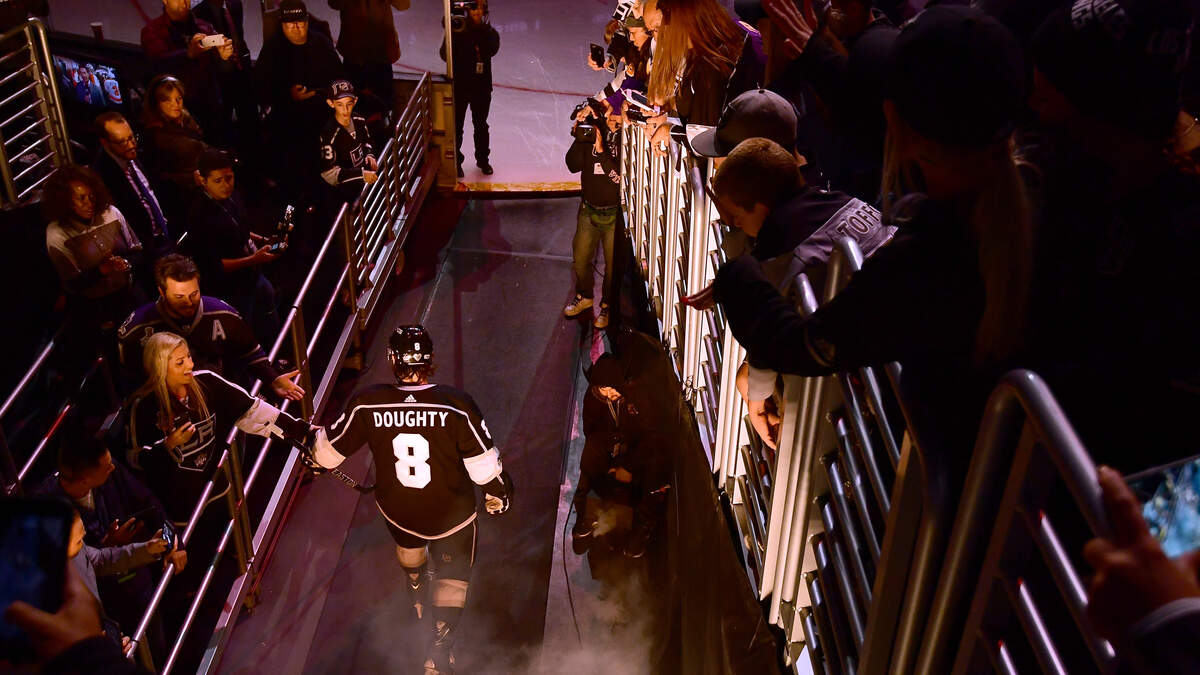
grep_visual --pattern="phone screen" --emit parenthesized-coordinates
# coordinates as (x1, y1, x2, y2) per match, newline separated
(590, 43, 605, 65)
(1127, 454, 1200, 556)
(0, 499, 72, 658)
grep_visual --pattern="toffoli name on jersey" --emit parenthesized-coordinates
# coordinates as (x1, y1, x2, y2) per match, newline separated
(373, 410, 451, 428)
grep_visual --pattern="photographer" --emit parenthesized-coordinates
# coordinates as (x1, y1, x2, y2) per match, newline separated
(440, 0, 499, 177)
(564, 108, 622, 329)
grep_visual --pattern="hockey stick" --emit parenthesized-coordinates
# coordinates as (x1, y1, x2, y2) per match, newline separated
(325, 465, 376, 494)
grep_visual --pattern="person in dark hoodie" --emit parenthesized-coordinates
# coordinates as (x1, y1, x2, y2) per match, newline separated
(714, 6, 1032, 473)
(253, 0, 344, 200)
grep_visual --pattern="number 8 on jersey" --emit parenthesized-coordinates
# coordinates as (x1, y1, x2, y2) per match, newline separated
(393, 432, 432, 489)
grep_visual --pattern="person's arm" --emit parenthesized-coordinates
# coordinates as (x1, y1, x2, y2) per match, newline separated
(221, 245, 276, 273)
(478, 24, 500, 59)
(309, 392, 372, 469)
(597, 138, 620, 175)
(198, 369, 309, 442)
(84, 541, 158, 579)
(456, 393, 511, 515)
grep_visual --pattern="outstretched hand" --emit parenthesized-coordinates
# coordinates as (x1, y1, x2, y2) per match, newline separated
(272, 370, 306, 401)
(762, 0, 823, 59)
(1083, 466, 1200, 641)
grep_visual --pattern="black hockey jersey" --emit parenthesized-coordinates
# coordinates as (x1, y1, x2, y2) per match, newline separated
(313, 383, 503, 539)
(318, 114, 375, 198)
(127, 370, 308, 521)
(117, 296, 279, 390)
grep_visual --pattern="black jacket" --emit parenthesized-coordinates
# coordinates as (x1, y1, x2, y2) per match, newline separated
(253, 31, 344, 132)
(440, 22, 500, 88)
(183, 191, 256, 300)
(565, 131, 621, 208)
(91, 149, 172, 254)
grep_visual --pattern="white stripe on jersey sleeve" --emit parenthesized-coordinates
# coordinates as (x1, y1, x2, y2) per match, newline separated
(234, 398, 285, 438)
(312, 428, 347, 468)
(462, 447, 502, 485)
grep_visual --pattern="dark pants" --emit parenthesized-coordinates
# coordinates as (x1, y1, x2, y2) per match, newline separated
(572, 203, 617, 303)
(453, 84, 491, 166)
(345, 61, 395, 107)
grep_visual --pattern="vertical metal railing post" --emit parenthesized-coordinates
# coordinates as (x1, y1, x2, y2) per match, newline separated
(223, 440, 251, 575)
(289, 306, 313, 421)
(28, 20, 69, 165)
(340, 205, 360, 307)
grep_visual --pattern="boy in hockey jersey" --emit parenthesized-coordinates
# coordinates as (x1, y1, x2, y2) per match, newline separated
(318, 79, 378, 203)
(309, 324, 512, 675)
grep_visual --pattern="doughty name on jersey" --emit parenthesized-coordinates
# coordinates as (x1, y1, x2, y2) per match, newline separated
(373, 410, 450, 428)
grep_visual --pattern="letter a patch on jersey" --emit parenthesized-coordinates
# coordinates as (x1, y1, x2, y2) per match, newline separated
(211, 319, 226, 341)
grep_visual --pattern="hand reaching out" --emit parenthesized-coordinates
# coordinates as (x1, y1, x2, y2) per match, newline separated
(271, 370, 306, 401)
(762, 0, 823, 59)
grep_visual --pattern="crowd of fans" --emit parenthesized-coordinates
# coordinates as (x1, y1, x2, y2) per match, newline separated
(567, 0, 1200, 669)
(6, 0, 1200, 669)
(6, 0, 419, 667)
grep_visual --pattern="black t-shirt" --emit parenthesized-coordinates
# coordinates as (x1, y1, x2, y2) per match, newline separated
(323, 382, 501, 538)
(184, 192, 255, 299)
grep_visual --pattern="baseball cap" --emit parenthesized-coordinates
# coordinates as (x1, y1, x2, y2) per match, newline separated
(197, 148, 234, 176)
(624, 14, 646, 29)
(687, 88, 798, 158)
(279, 0, 308, 23)
(329, 80, 356, 100)
(1031, 0, 1189, 141)
(588, 354, 625, 389)
(885, 6, 1025, 148)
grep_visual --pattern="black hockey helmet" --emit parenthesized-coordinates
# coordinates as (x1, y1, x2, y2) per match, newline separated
(388, 324, 433, 377)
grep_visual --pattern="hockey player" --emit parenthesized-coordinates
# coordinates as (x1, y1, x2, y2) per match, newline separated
(117, 254, 304, 400)
(318, 79, 378, 203)
(308, 324, 512, 675)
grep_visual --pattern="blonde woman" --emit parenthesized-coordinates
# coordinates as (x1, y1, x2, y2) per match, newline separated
(127, 331, 310, 524)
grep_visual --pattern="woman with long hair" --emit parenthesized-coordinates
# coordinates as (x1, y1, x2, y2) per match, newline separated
(645, 0, 746, 125)
(713, 7, 1033, 463)
(44, 164, 142, 334)
(127, 332, 310, 524)
(140, 75, 213, 223)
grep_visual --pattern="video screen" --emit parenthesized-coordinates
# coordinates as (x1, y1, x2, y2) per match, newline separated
(1128, 455, 1200, 556)
(52, 55, 123, 108)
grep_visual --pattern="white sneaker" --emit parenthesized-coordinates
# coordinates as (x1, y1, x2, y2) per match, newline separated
(564, 294, 593, 317)
(593, 304, 610, 328)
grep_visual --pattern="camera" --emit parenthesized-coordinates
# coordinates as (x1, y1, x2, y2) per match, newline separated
(450, 0, 483, 32)
(573, 123, 598, 143)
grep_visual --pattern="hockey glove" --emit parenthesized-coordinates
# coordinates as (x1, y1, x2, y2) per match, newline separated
(483, 471, 514, 515)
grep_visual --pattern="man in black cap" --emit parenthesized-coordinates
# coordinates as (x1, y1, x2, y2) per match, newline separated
(254, 0, 344, 200)
(318, 79, 378, 203)
(1022, 0, 1200, 474)
(440, 0, 500, 177)
(572, 353, 672, 560)
(689, 137, 893, 447)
